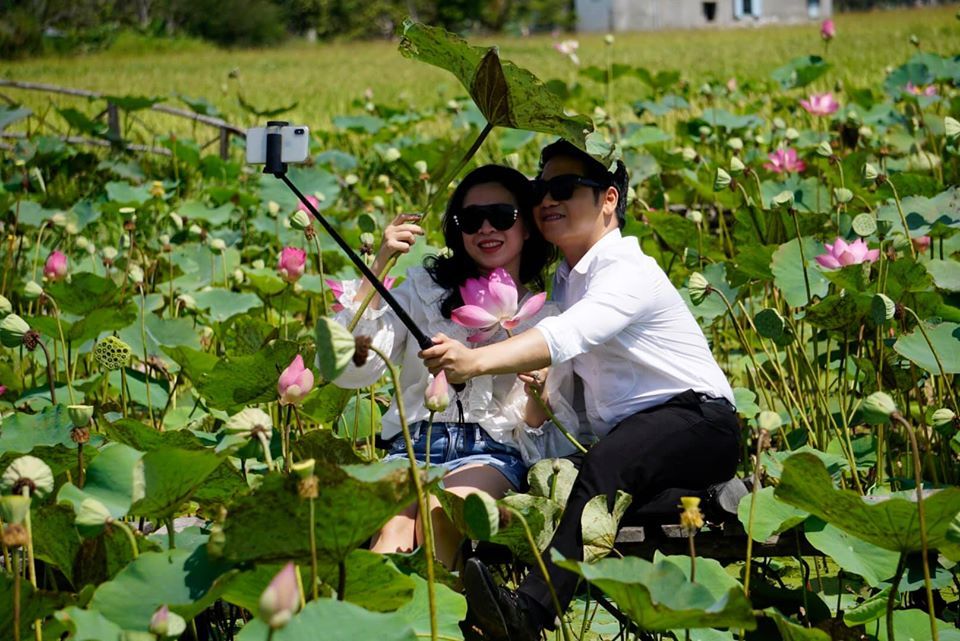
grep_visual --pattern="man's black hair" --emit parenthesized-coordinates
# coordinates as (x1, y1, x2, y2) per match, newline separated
(538, 139, 629, 229)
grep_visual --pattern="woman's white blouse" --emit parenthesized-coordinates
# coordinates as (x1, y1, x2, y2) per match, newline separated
(331, 266, 580, 464)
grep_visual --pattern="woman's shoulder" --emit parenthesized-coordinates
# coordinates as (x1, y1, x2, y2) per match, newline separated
(404, 265, 448, 306)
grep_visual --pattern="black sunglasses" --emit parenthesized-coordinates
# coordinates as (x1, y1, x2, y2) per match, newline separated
(532, 174, 605, 203)
(453, 203, 519, 234)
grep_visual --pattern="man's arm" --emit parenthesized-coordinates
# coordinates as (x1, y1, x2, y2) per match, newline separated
(420, 329, 551, 384)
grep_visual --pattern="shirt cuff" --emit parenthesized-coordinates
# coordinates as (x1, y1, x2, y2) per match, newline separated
(534, 317, 582, 364)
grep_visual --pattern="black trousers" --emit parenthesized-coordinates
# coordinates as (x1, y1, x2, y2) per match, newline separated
(518, 389, 741, 620)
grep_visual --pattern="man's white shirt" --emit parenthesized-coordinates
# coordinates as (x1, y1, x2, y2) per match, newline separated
(535, 229, 735, 437)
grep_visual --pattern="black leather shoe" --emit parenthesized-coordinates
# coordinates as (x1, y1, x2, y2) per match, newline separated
(463, 558, 542, 641)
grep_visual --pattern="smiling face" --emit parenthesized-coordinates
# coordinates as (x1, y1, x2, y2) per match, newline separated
(535, 156, 619, 266)
(459, 182, 529, 281)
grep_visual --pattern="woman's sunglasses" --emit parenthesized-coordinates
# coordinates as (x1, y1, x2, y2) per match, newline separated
(531, 174, 604, 203)
(453, 203, 519, 234)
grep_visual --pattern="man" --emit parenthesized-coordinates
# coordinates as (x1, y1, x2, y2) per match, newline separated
(421, 140, 740, 641)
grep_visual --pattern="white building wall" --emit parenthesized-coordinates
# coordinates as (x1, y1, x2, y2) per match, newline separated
(576, 0, 832, 32)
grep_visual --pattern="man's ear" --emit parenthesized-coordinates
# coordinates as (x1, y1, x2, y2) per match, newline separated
(602, 186, 619, 216)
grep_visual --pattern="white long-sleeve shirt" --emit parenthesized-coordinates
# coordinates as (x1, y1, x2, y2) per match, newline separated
(332, 266, 580, 463)
(534, 229, 734, 437)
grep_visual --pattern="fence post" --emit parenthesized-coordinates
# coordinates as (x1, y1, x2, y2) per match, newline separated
(106, 102, 121, 145)
(219, 127, 230, 160)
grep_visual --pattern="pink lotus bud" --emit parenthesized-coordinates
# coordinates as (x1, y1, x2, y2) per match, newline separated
(815, 237, 880, 270)
(424, 371, 450, 413)
(763, 148, 806, 175)
(277, 247, 306, 284)
(0, 385, 7, 396)
(278, 354, 314, 406)
(821, 19, 835, 41)
(800, 92, 839, 117)
(43, 251, 68, 282)
(912, 235, 932, 253)
(259, 562, 300, 629)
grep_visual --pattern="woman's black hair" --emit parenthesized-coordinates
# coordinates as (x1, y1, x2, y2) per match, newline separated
(424, 164, 556, 319)
(539, 139, 629, 229)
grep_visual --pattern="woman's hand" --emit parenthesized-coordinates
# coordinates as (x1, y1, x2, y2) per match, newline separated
(420, 333, 478, 384)
(371, 213, 424, 273)
(520, 368, 550, 428)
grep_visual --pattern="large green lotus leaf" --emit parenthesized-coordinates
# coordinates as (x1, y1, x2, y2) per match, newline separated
(700, 108, 764, 131)
(58, 442, 145, 523)
(316, 549, 415, 612)
(527, 457, 578, 505)
(646, 210, 698, 255)
(32, 504, 83, 586)
(55, 606, 125, 641)
(804, 293, 870, 331)
(335, 392, 378, 440)
(733, 388, 760, 420)
(771, 237, 830, 308)
(191, 460, 249, 509)
(873, 609, 960, 641)
(177, 200, 236, 226)
(105, 181, 151, 205)
(554, 554, 756, 631)
(0, 572, 75, 640)
(0, 403, 76, 456)
(926, 259, 960, 293)
(130, 447, 225, 519)
(161, 345, 219, 386)
(398, 19, 591, 148)
(395, 572, 467, 639)
(893, 321, 960, 374)
(760, 176, 831, 214)
(761, 446, 848, 481)
(653, 552, 742, 599)
(257, 165, 340, 213)
(737, 486, 809, 542)
(803, 518, 899, 587)
(762, 608, 830, 641)
(191, 288, 263, 323)
(876, 187, 960, 236)
(771, 55, 830, 90)
(299, 385, 354, 428)
(107, 368, 169, 410)
(293, 427, 364, 465)
(493, 493, 561, 564)
(843, 586, 891, 627)
(118, 314, 201, 369)
(435, 489, 495, 540)
(69, 303, 139, 343)
(582, 491, 632, 563)
(236, 598, 418, 641)
(192, 340, 302, 411)
(221, 460, 443, 564)
(45, 273, 120, 316)
(682, 262, 740, 325)
(774, 452, 960, 554)
(103, 418, 206, 451)
(89, 547, 234, 631)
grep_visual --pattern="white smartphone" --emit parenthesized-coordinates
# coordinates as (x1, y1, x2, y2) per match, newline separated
(245, 125, 310, 164)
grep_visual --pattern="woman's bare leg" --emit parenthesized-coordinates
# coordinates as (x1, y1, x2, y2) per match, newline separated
(370, 501, 418, 554)
(417, 464, 514, 570)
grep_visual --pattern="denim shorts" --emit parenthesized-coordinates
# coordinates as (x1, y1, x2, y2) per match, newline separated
(384, 422, 528, 491)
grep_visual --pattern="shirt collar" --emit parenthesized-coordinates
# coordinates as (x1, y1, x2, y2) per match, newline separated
(569, 228, 622, 276)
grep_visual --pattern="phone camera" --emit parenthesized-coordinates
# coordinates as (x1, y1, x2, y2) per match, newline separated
(294, 128, 305, 135)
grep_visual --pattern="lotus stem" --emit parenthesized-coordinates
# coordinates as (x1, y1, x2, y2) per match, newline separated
(309, 497, 319, 601)
(787, 208, 812, 304)
(311, 232, 328, 317)
(139, 288, 156, 428)
(48, 299, 75, 404)
(887, 552, 906, 641)
(368, 344, 438, 641)
(34, 340, 56, 406)
(119, 368, 129, 418)
(424, 121, 495, 216)
(337, 560, 346, 601)
(348, 259, 398, 334)
(901, 307, 959, 413)
(891, 411, 938, 641)
(743, 429, 765, 598)
(20, 488, 41, 641)
(256, 430, 274, 472)
(530, 389, 586, 454)
(884, 180, 916, 260)
(114, 519, 139, 559)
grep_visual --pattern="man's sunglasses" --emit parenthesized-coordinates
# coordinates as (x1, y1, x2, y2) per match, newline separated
(532, 174, 605, 203)
(453, 203, 519, 234)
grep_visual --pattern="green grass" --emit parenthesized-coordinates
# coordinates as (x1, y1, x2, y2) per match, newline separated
(1, 5, 958, 131)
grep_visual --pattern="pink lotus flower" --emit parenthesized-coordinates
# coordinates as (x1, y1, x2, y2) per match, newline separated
(259, 562, 300, 629)
(325, 277, 396, 313)
(905, 82, 937, 97)
(815, 237, 880, 269)
(0, 385, 7, 396)
(297, 195, 321, 217)
(277, 247, 306, 284)
(821, 19, 835, 41)
(451, 268, 547, 343)
(800, 92, 839, 117)
(44, 251, 68, 282)
(912, 235, 932, 253)
(764, 148, 806, 175)
(278, 354, 314, 406)
(553, 40, 580, 66)
(424, 371, 450, 413)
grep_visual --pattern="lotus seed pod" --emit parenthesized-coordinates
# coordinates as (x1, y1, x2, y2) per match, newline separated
(344, 174, 359, 186)
(414, 160, 428, 175)
(75, 236, 90, 251)
(208, 237, 226, 252)
(189, 224, 203, 237)
(23, 280, 43, 300)
(757, 411, 782, 433)
(772, 190, 795, 209)
(685, 209, 704, 224)
(312, 191, 326, 203)
(932, 408, 956, 430)
(688, 272, 711, 305)
(863, 163, 879, 182)
(377, 174, 391, 186)
(773, 117, 786, 130)
(604, 33, 615, 45)
(0, 495, 30, 525)
(291, 458, 316, 480)
(946, 117, 960, 141)
(224, 407, 273, 439)
(729, 156, 745, 175)
(359, 232, 375, 247)
(252, 259, 265, 270)
(785, 128, 799, 141)
(289, 210, 311, 231)
(68, 404, 94, 428)
(128, 264, 144, 285)
(103, 247, 119, 262)
(119, 207, 136, 219)
(168, 212, 184, 230)
(714, 168, 731, 191)
(861, 391, 898, 424)
(232, 269, 244, 284)
(859, 125, 873, 139)
(1, 455, 54, 498)
(681, 147, 697, 162)
(371, 195, 385, 209)
(383, 147, 401, 162)
(50, 212, 67, 227)
(698, 125, 712, 137)
(727, 137, 744, 151)
(754, 134, 767, 146)
(834, 187, 854, 204)
(75, 497, 112, 532)
(150, 605, 186, 639)
(176, 294, 196, 310)
(909, 34, 919, 47)
(0, 295, 11, 318)
(816, 140, 833, 157)
(0, 314, 30, 348)
(94, 336, 133, 371)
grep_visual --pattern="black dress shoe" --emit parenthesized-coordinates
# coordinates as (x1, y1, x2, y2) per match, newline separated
(463, 558, 542, 641)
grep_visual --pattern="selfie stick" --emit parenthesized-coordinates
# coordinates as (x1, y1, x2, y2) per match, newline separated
(263, 121, 434, 351)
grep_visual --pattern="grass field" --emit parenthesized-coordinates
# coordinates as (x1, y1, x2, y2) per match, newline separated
(1, 5, 958, 133)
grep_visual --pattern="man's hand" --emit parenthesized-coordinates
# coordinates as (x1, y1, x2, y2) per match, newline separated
(419, 333, 477, 384)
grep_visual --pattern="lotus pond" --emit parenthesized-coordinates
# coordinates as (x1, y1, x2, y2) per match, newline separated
(1, 10, 960, 641)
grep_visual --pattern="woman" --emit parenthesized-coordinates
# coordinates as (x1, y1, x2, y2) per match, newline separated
(333, 164, 579, 570)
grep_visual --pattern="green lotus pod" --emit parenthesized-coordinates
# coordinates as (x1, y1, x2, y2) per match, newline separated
(909, 34, 919, 47)
(851, 212, 877, 238)
(94, 336, 133, 371)
(945, 116, 960, 141)
(757, 411, 782, 433)
(291, 458, 316, 480)
(75, 497, 112, 534)
(0, 313, 31, 348)
(315, 317, 357, 380)
(68, 404, 95, 428)
(870, 294, 896, 324)
(23, 280, 43, 300)
(729, 156, 745, 175)
(688, 272, 711, 306)
(0, 295, 11, 318)
(771, 190, 795, 209)
(816, 140, 834, 158)
(1, 455, 55, 499)
(784, 127, 799, 140)
(833, 187, 854, 205)
(753, 308, 786, 340)
(224, 407, 273, 440)
(860, 391, 898, 425)
(727, 137, 743, 151)
(681, 147, 697, 162)
(289, 209, 311, 231)
(0, 495, 30, 525)
(359, 232, 375, 247)
(713, 168, 731, 191)
(932, 408, 956, 430)
(682, 247, 700, 268)
(208, 237, 226, 252)
(685, 209, 704, 225)
(862, 162, 879, 182)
